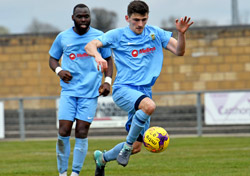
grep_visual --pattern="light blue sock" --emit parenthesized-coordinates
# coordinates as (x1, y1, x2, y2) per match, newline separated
(72, 138, 88, 173)
(126, 110, 150, 145)
(103, 142, 125, 162)
(56, 135, 70, 174)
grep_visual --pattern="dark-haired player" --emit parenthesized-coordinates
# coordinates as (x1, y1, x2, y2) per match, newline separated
(85, 1, 193, 175)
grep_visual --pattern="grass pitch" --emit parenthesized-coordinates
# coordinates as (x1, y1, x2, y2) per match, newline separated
(0, 136, 249, 176)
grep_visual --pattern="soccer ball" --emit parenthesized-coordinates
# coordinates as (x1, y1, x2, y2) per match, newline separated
(143, 126, 170, 153)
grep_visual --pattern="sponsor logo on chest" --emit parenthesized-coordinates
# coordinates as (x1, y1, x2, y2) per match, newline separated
(69, 53, 89, 60)
(131, 47, 156, 57)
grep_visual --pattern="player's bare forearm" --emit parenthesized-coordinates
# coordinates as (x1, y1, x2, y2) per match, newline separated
(85, 40, 103, 58)
(49, 56, 60, 72)
(176, 32, 186, 56)
(99, 56, 113, 96)
(104, 56, 113, 78)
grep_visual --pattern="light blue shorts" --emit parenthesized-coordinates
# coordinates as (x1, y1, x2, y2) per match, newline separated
(58, 95, 98, 123)
(112, 85, 152, 135)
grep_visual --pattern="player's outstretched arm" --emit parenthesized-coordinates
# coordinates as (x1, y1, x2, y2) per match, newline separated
(166, 16, 194, 56)
(85, 40, 107, 73)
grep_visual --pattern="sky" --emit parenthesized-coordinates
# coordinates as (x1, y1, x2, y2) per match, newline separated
(1, 0, 250, 34)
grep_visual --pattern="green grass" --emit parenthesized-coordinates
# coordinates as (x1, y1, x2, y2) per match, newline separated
(0, 136, 250, 176)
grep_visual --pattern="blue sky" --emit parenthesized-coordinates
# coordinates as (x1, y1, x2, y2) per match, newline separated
(1, 0, 249, 34)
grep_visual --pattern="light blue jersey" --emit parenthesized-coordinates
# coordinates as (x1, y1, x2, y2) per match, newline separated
(97, 25, 172, 87)
(49, 27, 111, 98)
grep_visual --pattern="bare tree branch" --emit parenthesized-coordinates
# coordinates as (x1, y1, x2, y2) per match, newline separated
(91, 8, 118, 32)
(25, 18, 60, 34)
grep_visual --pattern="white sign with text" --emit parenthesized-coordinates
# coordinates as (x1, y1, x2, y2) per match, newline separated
(205, 92, 250, 125)
(0, 102, 4, 139)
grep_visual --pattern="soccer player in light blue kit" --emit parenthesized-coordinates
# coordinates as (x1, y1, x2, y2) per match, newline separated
(85, 1, 193, 175)
(49, 4, 113, 176)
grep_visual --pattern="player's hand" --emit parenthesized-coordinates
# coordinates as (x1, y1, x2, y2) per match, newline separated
(99, 83, 110, 96)
(58, 70, 72, 83)
(175, 16, 194, 34)
(95, 56, 108, 73)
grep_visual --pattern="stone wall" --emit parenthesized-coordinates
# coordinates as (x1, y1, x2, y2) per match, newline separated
(153, 25, 250, 105)
(0, 33, 59, 109)
(0, 25, 250, 108)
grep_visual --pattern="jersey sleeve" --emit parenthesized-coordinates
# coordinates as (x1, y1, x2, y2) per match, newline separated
(157, 27, 173, 48)
(96, 29, 121, 48)
(49, 34, 63, 60)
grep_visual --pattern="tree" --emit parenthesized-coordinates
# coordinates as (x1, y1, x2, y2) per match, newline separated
(25, 18, 60, 34)
(161, 16, 177, 28)
(91, 8, 117, 32)
(192, 19, 217, 27)
(0, 26, 10, 35)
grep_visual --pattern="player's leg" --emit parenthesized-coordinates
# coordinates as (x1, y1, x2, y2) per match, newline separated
(57, 132, 71, 176)
(71, 97, 97, 176)
(57, 95, 76, 175)
(126, 97, 155, 146)
(94, 136, 142, 176)
(94, 117, 144, 176)
(71, 120, 90, 176)
(94, 140, 142, 164)
(94, 142, 124, 176)
(97, 111, 133, 167)
(115, 87, 155, 166)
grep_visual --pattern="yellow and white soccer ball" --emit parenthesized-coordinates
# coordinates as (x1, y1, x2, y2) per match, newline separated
(143, 126, 170, 153)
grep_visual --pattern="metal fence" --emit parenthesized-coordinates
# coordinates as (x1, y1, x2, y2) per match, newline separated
(0, 89, 249, 141)
(0, 96, 59, 141)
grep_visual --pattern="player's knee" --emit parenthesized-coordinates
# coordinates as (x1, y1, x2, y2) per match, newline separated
(75, 128, 89, 138)
(144, 101, 156, 115)
(59, 128, 71, 137)
(58, 121, 73, 137)
(139, 97, 156, 115)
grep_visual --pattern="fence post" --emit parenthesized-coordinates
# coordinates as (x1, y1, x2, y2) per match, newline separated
(196, 92, 202, 137)
(18, 99, 25, 141)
